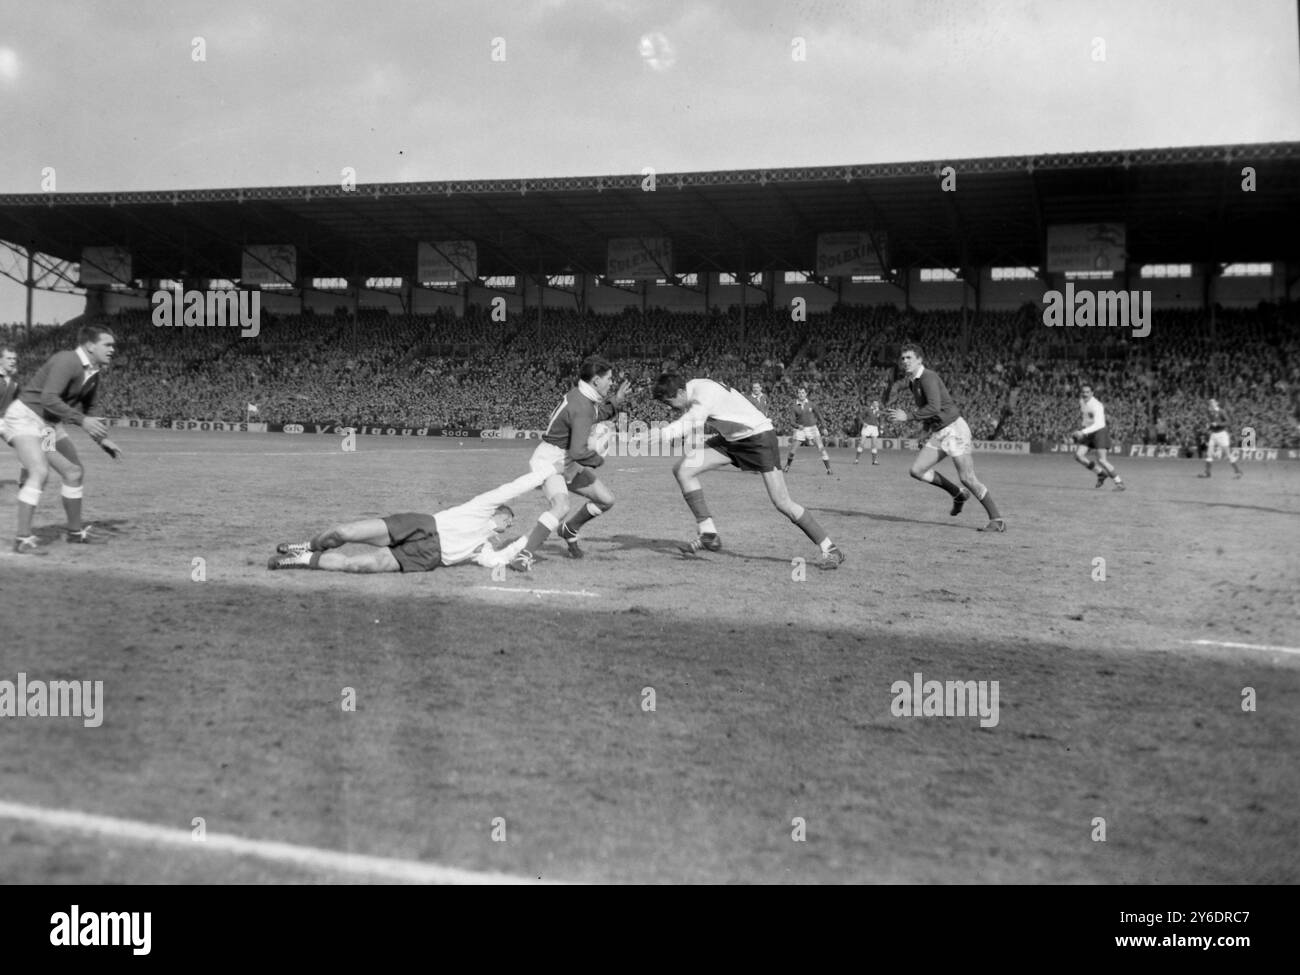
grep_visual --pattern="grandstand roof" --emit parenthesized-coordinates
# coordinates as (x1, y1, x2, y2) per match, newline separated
(1, 142, 1297, 284)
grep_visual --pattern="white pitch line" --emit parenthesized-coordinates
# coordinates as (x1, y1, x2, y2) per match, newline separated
(1179, 639, 1300, 656)
(477, 586, 600, 597)
(0, 799, 549, 885)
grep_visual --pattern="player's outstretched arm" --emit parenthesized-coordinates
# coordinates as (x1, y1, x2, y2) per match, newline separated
(473, 535, 529, 568)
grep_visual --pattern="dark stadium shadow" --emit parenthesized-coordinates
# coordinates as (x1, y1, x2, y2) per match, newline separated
(1171, 500, 1300, 517)
(811, 506, 950, 527)
(29, 519, 131, 543)
(604, 533, 791, 564)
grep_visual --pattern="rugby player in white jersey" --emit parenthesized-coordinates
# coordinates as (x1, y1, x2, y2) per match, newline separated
(1072, 383, 1126, 490)
(266, 470, 547, 573)
(650, 373, 845, 569)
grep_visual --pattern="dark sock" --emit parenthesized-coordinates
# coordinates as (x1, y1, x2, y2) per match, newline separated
(63, 497, 82, 533)
(822, 457, 831, 472)
(683, 489, 712, 523)
(16, 501, 34, 537)
(930, 471, 963, 497)
(793, 511, 829, 546)
(309, 552, 323, 569)
(563, 502, 600, 533)
(524, 520, 553, 552)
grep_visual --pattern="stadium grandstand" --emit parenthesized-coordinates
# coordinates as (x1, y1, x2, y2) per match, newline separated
(2, 141, 1299, 450)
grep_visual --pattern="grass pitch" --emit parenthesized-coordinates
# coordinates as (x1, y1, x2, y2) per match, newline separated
(1, 431, 1297, 883)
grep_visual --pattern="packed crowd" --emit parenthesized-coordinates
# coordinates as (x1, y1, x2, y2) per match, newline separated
(3, 300, 1298, 448)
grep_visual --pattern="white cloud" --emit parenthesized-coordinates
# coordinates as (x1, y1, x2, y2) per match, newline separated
(0, 47, 20, 83)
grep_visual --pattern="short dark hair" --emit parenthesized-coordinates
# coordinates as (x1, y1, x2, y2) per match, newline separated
(651, 373, 686, 401)
(579, 356, 613, 383)
(493, 504, 514, 521)
(0, 344, 16, 356)
(78, 325, 114, 346)
(899, 340, 923, 360)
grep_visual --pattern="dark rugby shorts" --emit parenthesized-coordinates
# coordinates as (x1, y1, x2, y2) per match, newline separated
(1081, 427, 1112, 450)
(382, 512, 443, 572)
(565, 463, 599, 490)
(705, 430, 781, 473)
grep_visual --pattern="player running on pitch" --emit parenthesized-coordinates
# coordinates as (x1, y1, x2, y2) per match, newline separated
(517, 356, 630, 562)
(855, 399, 884, 465)
(1072, 383, 1126, 490)
(783, 387, 832, 474)
(266, 469, 548, 573)
(1, 325, 122, 555)
(1200, 398, 1244, 479)
(651, 373, 845, 568)
(886, 342, 1006, 532)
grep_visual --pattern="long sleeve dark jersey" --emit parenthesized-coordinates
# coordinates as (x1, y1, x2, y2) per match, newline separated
(18, 351, 99, 425)
(541, 387, 616, 467)
(907, 368, 961, 432)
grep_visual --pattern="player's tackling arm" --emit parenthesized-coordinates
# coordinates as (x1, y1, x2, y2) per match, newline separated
(657, 400, 708, 445)
(472, 535, 528, 568)
(464, 470, 550, 516)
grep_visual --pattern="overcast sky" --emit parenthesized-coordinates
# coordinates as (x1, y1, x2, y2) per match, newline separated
(2, 0, 1298, 321)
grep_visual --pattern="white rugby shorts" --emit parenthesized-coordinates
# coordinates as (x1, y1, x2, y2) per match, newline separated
(1, 399, 67, 447)
(924, 416, 972, 457)
(1207, 429, 1232, 458)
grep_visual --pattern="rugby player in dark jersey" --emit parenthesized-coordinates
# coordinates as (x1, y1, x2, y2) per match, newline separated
(886, 342, 1006, 532)
(855, 399, 883, 466)
(1200, 398, 1244, 478)
(783, 387, 832, 474)
(0, 344, 28, 496)
(0, 326, 122, 554)
(516, 356, 630, 564)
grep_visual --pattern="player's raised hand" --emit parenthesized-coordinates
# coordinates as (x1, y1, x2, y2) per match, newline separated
(612, 378, 632, 406)
(83, 416, 109, 441)
(887, 408, 909, 423)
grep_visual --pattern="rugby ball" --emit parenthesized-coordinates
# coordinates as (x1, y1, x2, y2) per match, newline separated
(588, 421, 615, 458)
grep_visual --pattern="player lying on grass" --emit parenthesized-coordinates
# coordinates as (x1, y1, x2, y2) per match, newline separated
(650, 373, 845, 569)
(886, 341, 1006, 532)
(266, 470, 549, 573)
(518, 356, 630, 560)
(1, 326, 123, 555)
